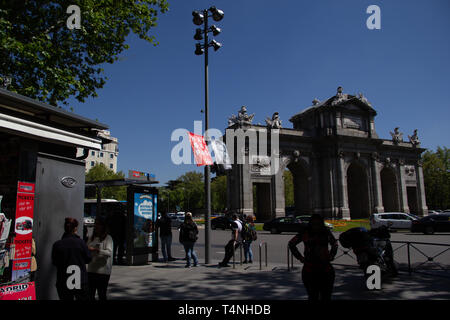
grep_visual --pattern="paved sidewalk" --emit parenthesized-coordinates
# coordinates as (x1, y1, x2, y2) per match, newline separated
(107, 259, 450, 300)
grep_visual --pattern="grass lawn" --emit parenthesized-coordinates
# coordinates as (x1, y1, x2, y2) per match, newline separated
(254, 220, 370, 233)
(196, 218, 371, 233)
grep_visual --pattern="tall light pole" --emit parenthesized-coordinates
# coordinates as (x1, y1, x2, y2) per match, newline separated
(192, 6, 223, 264)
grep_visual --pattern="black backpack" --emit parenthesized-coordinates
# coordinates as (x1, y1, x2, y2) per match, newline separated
(182, 223, 198, 242)
(242, 223, 257, 241)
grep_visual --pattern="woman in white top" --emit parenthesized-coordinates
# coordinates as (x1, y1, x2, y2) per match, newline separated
(87, 217, 113, 300)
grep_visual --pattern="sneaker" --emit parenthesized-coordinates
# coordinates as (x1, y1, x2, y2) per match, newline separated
(185, 265, 191, 268)
(249, 260, 253, 264)
(193, 263, 198, 267)
(168, 257, 176, 262)
(243, 260, 248, 264)
(218, 262, 230, 268)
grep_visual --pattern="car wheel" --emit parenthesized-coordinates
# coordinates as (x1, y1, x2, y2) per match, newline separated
(424, 226, 434, 235)
(270, 228, 279, 234)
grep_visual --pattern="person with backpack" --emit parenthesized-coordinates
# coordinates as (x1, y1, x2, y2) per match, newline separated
(218, 214, 243, 268)
(179, 212, 199, 268)
(242, 215, 257, 264)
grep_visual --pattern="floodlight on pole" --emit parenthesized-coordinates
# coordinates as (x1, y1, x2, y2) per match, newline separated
(195, 43, 204, 55)
(194, 28, 203, 40)
(210, 39, 222, 51)
(210, 25, 221, 36)
(209, 6, 224, 21)
(192, 11, 204, 25)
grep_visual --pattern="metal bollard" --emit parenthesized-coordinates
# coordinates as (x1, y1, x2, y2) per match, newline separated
(239, 243, 243, 266)
(232, 243, 235, 269)
(407, 242, 411, 274)
(259, 242, 268, 270)
(287, 246, 290, 272)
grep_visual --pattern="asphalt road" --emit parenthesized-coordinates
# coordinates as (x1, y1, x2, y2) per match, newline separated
(164, 227, 450, 269)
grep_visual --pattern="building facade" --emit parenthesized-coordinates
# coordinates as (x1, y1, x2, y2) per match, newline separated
(225, 87, 428, 221)
(77, 130, 119, 173)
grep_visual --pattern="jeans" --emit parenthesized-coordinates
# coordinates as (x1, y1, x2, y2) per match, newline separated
(160, 234, 173, 261)
(182, 242, 198, 266)
(243, 240, 253, 261)
(88, 273, 111, 301)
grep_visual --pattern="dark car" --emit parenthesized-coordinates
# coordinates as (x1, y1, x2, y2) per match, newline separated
(211, 216, 233, 230)
(411, 213, 450, 234)
(263, 216, 306, 234)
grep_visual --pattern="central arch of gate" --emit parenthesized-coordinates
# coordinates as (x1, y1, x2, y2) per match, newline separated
(225, 87, 428, 221)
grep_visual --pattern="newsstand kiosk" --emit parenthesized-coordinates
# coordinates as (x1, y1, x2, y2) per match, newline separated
(0, 88, 108, 299)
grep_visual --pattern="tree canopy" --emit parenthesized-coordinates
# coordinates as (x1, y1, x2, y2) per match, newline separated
(0, 0, 169, 106)
(158, 171, 227, 215)
(422, 146, 450, 210)
(85, 163, 127, 200)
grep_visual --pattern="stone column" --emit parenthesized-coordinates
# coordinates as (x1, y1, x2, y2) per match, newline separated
(311, 153, 322, 214)
(241, 162, 254, 216)
(397, 161, 410, 213)
(337, 151, 350, 219)
(371, 153, 384, 213)
(415, 161, 428, 216)
(273, 158, 287, 218)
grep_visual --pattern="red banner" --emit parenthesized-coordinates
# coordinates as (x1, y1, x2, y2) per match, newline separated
(0, 282, 36, 300)
(188, 132, 213, 167)
(13, 182, 35, 260)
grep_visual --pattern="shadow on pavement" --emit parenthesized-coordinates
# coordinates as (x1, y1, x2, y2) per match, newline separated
(107, 262, 450, 300)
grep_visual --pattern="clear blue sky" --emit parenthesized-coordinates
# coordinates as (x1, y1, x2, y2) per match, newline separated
(68, 0, 450, 186)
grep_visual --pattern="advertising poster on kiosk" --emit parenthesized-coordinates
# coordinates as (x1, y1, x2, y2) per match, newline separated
(0, 282, 36, 300)
(133, 193, 155, 248)
(127, 185, 158, 265)
(12, 182, 35, 282)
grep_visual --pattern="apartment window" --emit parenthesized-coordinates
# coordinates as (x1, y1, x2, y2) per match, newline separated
(91, 151, 95, 156)
(110, 163, 113, 169)
(110, 154, 114, 159)
(91, 161, 94, 167)
(100, 152, 104, 157)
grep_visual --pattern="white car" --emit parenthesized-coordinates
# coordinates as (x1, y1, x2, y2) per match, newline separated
(370, 212, 418, 229)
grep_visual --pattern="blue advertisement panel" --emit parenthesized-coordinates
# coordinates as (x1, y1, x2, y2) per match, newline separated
(133, 193, 157, 248)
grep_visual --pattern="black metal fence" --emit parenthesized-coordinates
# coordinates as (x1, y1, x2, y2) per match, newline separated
(287, 241, 450, 278)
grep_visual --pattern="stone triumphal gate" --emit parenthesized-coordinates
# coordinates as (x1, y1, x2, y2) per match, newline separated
(225, 87, 428, 221)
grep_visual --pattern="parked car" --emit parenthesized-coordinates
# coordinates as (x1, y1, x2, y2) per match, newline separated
(211, 216, 233, 230)
(411, 213, 450, 234)
(263, 216, 306, 234)
(295, 215, 334, 231)
(370, 212, 418, 230)
(170, 215, 184, 228)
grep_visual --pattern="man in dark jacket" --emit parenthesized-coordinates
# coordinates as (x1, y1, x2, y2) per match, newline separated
(156, 212, 175, 262)
(51, 217, 91, 300)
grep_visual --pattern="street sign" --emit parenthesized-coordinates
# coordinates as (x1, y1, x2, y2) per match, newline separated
(128, 170, 156, 182)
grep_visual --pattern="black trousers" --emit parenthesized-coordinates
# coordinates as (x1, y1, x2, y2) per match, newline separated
(88, 273, 111, 300)
(113, 237, 125, 263)
(302, 267, 335, 301)
(56, 284, 89, 301)
(221, 240, 241, 265)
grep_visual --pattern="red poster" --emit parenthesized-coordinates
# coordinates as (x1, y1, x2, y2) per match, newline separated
(13, 182, 35, 259)
(0, 282, 36, 300)
(188, 132, 213, 166)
